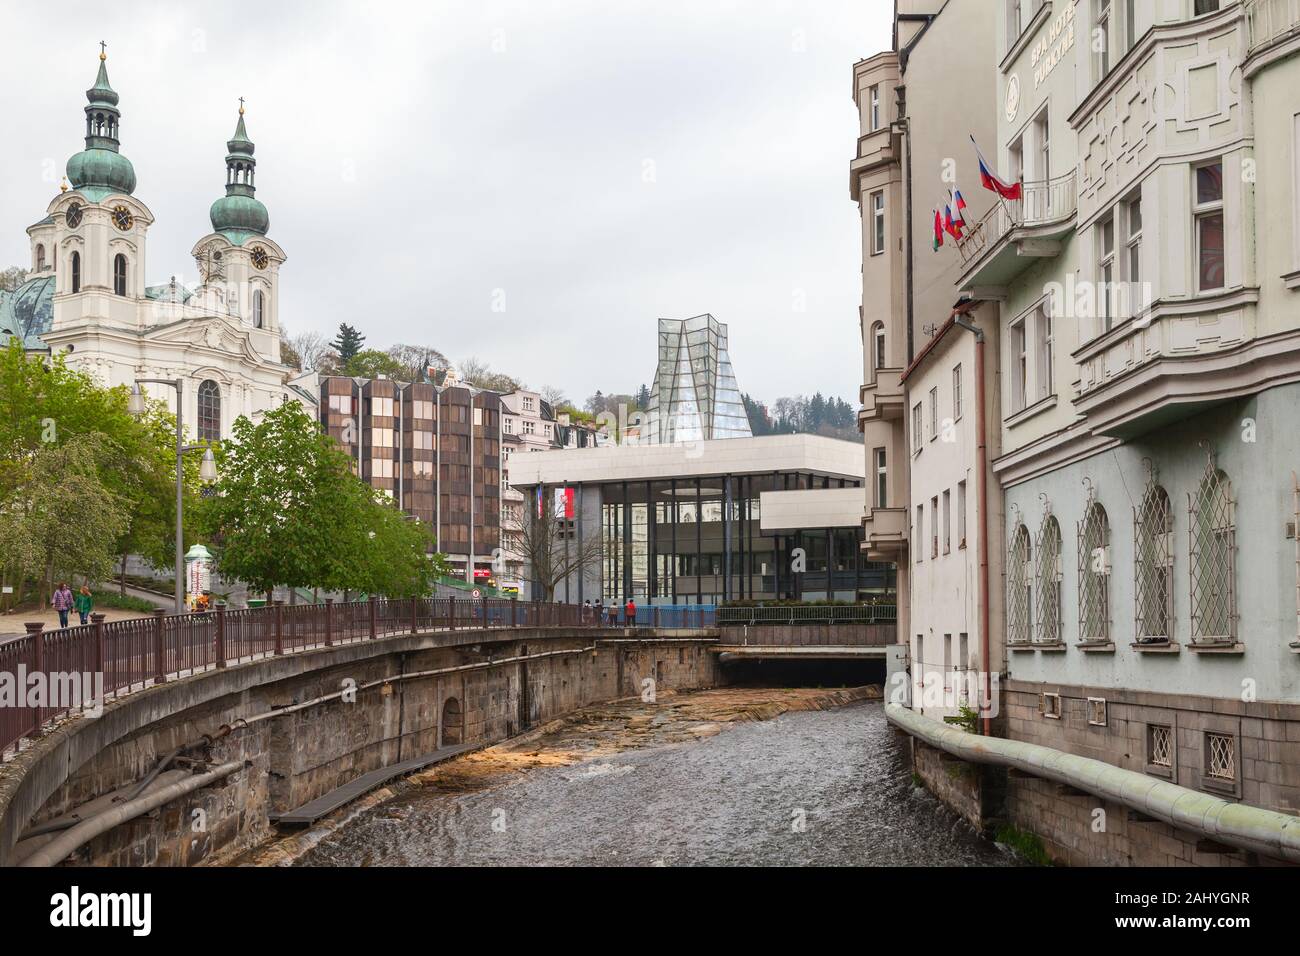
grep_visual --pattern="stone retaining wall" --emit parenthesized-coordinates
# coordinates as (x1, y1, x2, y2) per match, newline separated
(0, 628, 721, 866)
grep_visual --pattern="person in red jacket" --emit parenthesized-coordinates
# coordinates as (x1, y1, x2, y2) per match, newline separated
(625, 598, 637, 625)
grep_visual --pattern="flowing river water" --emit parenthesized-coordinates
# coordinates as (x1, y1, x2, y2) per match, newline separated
(256, 688, 1015, 867)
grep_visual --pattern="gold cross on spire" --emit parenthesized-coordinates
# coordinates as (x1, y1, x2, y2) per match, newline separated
(238, 96, 245, 115)
(100, 40, 107, 61)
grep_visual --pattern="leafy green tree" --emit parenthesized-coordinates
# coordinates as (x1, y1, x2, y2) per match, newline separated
(329, 322, 366, 365)
(0, 442, 128, 606)
(742, 393, 773, 436)
(355, 504, 448, 598)
(200, 401, 445, 598)
(0, 341, 193, 601)
(344, 348, 406, 380)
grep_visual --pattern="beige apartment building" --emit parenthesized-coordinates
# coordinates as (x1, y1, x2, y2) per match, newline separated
(498, 390, 602, 596)
(853, 0, 1001, 721)
(877, 0, 1300, 864)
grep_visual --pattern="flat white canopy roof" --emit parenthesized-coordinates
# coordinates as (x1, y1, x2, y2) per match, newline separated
(758, 486, 867, 532)
(508, 433, 865, 488)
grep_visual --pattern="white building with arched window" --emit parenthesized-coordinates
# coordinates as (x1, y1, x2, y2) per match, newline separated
(0, 52, 317, 438)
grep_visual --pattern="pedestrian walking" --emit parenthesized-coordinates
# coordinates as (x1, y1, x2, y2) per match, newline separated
(52, 582, 74, 629)
(75, 586, 94, 626)
(625, 597, 637, 625)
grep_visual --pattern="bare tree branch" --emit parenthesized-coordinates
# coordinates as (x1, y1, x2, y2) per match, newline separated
(502, 488, 602, 602)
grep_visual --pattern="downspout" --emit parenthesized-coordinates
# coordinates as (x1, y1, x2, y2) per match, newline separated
(895, 11, 935, 363)
(899, 90, 915, 363)
(887, 703, 1300, 864)
(952, 312, 991, 736)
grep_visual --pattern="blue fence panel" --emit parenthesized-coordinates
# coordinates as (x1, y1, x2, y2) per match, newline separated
(629, 604, 716, 628)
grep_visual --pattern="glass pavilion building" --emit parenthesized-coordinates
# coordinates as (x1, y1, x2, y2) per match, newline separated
(643, 314, 752, 444)
(509, 434, 895, 606)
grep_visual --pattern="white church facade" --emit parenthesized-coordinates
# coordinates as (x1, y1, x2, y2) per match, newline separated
(0, 49, 316, 439)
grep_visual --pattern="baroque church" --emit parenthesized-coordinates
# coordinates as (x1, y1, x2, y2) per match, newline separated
(0, 49, 316, 439)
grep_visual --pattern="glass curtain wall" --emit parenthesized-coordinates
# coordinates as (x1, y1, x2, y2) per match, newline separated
(587, 472, 889, 606)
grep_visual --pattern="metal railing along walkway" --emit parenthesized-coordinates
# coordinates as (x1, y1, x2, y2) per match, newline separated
(0, 595, 625, 759)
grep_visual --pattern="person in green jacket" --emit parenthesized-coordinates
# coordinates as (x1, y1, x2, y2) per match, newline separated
(74, 586, 94, 626)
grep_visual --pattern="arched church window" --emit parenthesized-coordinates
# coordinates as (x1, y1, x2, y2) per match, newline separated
(36, 245, 45, 271)
(113, 254, 127, 296)
(253, 290, 265, 329)
(71, 252, 81, 293)
(197, 381, 221, 443)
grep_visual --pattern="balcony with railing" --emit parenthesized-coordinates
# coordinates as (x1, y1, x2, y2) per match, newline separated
(956, 171, 1077, 291)
(1246, 0, 1300, 61)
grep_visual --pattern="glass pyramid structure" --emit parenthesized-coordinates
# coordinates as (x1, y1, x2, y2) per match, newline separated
(644, 314, 752, 444)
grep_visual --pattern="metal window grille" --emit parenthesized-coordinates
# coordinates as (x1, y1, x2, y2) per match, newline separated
(1077, 481, 1110, 643)
(1188, 453, 1235, 644)
(1035, 510, 1063, 644)
(1134, 464, 1174, 642)
(1149, 724, 1172, 767)
(1087, 697, 1107, 726)
(1007, 523, 1033, 644)
(1206, 732, 1235, 781)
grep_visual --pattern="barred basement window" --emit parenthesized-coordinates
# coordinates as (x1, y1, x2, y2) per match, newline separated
(1188, 453, 1235, 643)
(1148, 724, 1172, 768)
(1041, 692, 1062, 719)
(1035, 511, 1063, 644)
(1008, 523, 1033, 645)
(1087, 697, 1107, 726)
(1077, 484, 1110, 643)
(1134, 465, 1174, 642)
(1205, 732, 1235, 781)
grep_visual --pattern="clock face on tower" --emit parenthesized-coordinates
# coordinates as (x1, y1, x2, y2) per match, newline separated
(112, 206, 134, 231)
(65, 203, 83, 229)
(250, 246, 269, 270)
(196, 242, 226, 283)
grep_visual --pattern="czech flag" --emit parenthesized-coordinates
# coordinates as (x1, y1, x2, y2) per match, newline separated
(951, 188, 968, 230)
(943, 199, 963, 241)
(972, 135, 1022, 201)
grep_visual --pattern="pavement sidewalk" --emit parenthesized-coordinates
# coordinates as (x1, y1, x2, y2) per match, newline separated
(0, 606, 155, 641)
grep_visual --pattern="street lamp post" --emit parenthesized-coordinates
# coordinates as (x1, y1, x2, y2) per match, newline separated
(129, 379, 218, 612)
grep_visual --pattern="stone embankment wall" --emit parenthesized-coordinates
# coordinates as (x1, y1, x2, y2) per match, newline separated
(903, 680, 1300, 866)
(0, 629, 720, 866)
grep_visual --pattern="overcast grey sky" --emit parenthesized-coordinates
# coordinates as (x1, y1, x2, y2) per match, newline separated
(1, 0, 892, 407)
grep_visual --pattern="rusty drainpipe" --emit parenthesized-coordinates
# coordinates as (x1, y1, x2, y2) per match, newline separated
(952, 307, 991, 737)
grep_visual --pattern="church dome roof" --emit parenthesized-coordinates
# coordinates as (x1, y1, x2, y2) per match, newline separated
(209, 106, 269, 243)
(0, 274, 56, 348)
(209, 193, 269, 242)
(66, 50, 136, 199)
(67, 147, 137, 197)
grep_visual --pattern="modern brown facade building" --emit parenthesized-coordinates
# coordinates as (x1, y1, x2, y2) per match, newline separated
(319, 375, 501, 580)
